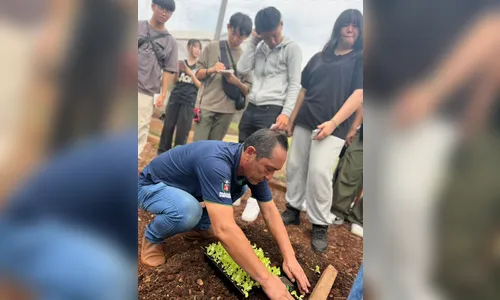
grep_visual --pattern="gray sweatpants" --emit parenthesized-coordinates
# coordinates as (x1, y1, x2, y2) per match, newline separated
(285, 125, 345, 225)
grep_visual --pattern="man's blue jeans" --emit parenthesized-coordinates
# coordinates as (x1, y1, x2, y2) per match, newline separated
(347, 264, 363, 300)
(138, 182, 245, 244)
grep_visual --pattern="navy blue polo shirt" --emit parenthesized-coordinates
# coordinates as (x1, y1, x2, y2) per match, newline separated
(138, 141, 273, 205)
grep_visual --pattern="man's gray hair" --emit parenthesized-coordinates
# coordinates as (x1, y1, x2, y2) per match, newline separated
(243, 129, 289, 159)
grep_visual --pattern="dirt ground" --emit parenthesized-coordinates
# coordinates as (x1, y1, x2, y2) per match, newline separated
(138, 121, 362, 300)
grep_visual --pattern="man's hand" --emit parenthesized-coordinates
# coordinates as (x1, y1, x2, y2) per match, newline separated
(345, 128, 358, 146)
(275, 114, 289, 131)
(209, 62, 226, 74)
(155, 94, 166, 108)
(223, 73, 240, 86)
(282, 258, 311, 295)
(314, 120, 337, 140)
(261, 275, 294, 300)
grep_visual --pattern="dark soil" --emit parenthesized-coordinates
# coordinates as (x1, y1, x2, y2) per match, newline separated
(138, 121, 363, 300)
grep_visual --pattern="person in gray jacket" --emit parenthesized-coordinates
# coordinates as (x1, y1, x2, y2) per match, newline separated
(235, 6, 302, 222)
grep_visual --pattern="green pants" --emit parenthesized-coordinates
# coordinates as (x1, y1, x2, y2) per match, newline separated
(331, 132, 363, 225)
(192, 109, 233, 141)
(435, 131, 500, 299)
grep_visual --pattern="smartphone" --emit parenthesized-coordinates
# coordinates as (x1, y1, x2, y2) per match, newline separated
(311, 129, 321, 139)
(220, 69, 234, 74)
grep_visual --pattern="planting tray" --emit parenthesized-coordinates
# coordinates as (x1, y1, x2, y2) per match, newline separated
(203, 246, 300, 299)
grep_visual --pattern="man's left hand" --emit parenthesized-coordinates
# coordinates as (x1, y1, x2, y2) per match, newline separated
(223, 73, 240, 86)
(274, 114, 289, 131)
(282, 258, 311, 295)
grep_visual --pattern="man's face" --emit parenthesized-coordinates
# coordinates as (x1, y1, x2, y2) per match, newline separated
(339, 23, 359, 48)
(227, 26, 249, 48)
(242, 145, 287, 185)
(151, 4, 173, 24)
(259, 21, 283, 49)
(189, 44, 201, 58)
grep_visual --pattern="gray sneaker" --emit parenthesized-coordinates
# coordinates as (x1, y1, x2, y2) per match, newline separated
(311, 225, 329, 253)
(281, 204, 301, 225)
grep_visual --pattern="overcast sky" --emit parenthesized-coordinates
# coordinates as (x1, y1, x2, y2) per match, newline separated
(138, 0, 363, 67)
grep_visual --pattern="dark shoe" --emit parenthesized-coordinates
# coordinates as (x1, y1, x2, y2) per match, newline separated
(183, 228, 216, 241)
(311, 224, 329, 253)
(281, 204, 301, 225)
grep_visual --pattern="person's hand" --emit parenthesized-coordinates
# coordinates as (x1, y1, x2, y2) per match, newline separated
(261, 275, 294, 300)
(184, 65, 194, 77)
(209, 62, 226, 74)
(286, 122, 295, 137)
(223, 73, 240, 86)
(282, 258, 311, 295)
(314, 120, 337, 140)
(345, 128, 358, 146)
(155, 94, 166, 108)
(275, 114, 289, 131)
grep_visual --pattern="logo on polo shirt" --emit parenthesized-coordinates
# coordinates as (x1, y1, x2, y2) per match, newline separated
(219, 179, 231, 199)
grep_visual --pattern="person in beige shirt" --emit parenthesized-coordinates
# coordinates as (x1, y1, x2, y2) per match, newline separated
(193, 13, 253, 141)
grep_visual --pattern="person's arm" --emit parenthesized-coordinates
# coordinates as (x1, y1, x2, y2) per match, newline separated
(156, 38, 179, 107)
(423, 9, 500, 102)
(281, 43, 303, 118)
(205, 203, 271, 283)
(237, 36, 260, 75)
(289, 88, 307, 124)
(184, 66, 201, 89)
(314, 89, 363, 140)
(259, 200, 310, 294)
(223, 73, 251, 96)
(345, 106, 363, 145)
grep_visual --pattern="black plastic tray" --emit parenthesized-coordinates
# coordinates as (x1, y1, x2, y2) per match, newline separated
(202, 246, 299, 298)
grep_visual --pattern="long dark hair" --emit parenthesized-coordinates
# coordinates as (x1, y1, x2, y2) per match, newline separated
(322, 9, 363, 59)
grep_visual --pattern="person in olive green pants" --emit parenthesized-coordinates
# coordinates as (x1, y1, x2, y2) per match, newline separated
(331, 128, 363, 225)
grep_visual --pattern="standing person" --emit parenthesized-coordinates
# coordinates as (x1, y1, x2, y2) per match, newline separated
(192, 13, 253, 142)
(331, 109, 363, 236)
(280, 9, 364, 253)
(235, 6, 302, 222)
(138, 0, 178, 159)
(158, 39, 202, 155)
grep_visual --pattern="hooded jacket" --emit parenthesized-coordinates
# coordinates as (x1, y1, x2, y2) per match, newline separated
(237, 36, 302, 117)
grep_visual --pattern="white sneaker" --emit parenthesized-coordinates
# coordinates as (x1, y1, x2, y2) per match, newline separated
(233, 198, 242, 206)
(241, 197, 260, 222)
(351, 223, 363, 237)
(332, 214, 344, 225)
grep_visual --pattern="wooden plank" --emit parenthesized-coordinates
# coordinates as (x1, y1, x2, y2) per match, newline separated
(309, 265, 338, 300)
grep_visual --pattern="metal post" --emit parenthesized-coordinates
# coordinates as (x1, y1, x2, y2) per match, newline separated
(214, 0, 228, 40)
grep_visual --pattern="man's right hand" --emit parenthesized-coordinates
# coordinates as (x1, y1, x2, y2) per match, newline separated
(261, 275, 294, 300)
(208, 62, 226, 74)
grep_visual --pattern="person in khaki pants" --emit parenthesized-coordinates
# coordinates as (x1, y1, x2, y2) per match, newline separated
(192, 13, 253, 142)
(138, 0, 178, 159)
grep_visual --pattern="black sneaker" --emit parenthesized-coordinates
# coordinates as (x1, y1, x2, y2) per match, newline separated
(311, 225, 328, 253)
(281, 204, 301, 225)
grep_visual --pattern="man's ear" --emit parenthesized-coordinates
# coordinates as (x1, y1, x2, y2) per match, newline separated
(244, 146, 257, 157)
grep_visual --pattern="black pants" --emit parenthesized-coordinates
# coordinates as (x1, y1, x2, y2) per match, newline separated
(238, 103, 282, 143)
(158, 102, 193, 154)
